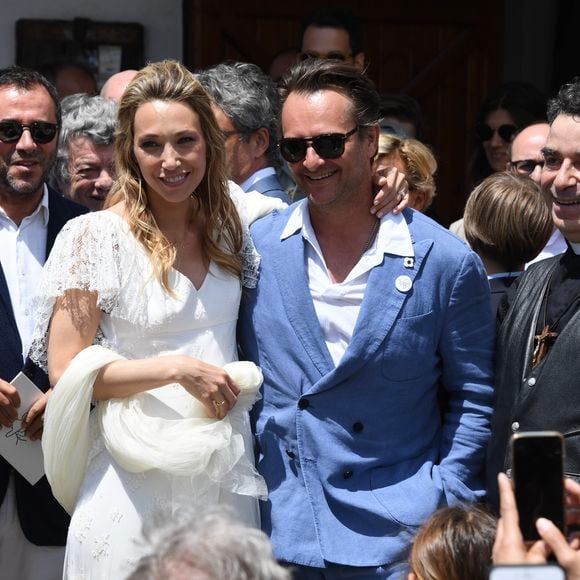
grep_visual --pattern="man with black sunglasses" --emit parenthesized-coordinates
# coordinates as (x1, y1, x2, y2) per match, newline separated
(238, 60, 494, 579)
(508, 122, 566, 266)
(0, 66, 87, 579)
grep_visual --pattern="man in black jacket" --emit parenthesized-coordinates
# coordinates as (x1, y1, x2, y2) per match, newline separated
(0, 66, 87, 579)
(487, 78, 580, 508)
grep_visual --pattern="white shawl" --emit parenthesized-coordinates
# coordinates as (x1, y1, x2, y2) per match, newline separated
(42, 345, 267, 514)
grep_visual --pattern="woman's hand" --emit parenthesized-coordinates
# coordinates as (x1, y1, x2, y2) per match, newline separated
(370, 166, 409, 218)
(172, 356, 241, 419)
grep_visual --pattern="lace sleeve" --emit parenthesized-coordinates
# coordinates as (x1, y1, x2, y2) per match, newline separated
(29, 213, 126, 370)
(228, 181, 286, 289)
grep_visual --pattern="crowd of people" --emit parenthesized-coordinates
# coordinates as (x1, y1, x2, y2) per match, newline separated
(0, 6, 579, 580)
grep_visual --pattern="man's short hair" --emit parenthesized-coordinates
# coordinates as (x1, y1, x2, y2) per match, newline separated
(197, 61, 281, 167)
(301, 7, 362, 56)
(463, 172, 552, 271)
(0, 65, 61, 125)
(51, 94, 117, 192)
(547, 77, 580, 123)
(279, 59, 380, 132)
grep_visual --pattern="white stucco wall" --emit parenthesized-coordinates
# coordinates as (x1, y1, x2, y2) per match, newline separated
(0, 0, 182, 68)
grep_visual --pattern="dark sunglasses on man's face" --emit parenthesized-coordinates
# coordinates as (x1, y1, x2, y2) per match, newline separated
(278, 126, 358, 163)
(509, 158, 544, 176)
(475, 123, 517, 143)
(0, 120, 59, 144)
(298, 51, 351, 62)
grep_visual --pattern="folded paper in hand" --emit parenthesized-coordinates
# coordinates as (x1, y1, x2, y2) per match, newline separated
(0, 372, 45, 485)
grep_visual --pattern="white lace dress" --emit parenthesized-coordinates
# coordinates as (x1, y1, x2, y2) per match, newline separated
(29, 188, 284, 579)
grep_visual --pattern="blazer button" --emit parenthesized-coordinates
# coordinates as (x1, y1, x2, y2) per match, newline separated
(343, 469, 353, 479)
(285, 449, 296, 459)
(298, 398, 310, 410)
(511, 421, 520, 432)
(352, 422, 364, 433)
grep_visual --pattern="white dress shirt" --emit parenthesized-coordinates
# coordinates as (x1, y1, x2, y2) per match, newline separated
(0, 185, 49, 359)
(526, 227, 568, 267)
(281, 200, 414, 366)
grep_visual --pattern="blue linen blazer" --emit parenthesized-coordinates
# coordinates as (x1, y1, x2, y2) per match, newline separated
(0, 186, 87, 545)
(237, 207, 495, 568)
(249, 170, 291, 204)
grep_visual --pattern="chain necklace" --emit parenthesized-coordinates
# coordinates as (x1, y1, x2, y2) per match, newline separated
(359, 219, 380, 258)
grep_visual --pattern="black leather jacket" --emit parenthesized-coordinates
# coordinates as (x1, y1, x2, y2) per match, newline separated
(486, 257, 580, 509)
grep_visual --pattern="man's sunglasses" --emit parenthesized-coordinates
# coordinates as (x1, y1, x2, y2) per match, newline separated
(509, 159, 544, 176)
(298, 51, 352, 62)
(278, 126, 358, 163)
(0, 120, 59, 144)
(475, 123, 517, 143)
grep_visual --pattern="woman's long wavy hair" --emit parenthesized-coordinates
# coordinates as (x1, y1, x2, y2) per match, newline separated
(105, 60, 243, 292)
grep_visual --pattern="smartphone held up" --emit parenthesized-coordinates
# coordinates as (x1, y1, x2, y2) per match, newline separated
(510, 431, 566, 542)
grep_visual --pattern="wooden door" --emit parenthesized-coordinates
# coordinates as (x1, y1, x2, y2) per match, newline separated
(183, 1, 504, 225)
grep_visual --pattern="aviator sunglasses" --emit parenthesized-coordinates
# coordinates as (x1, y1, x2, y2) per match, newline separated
(0, 120, 59, 144)
(475, 123, 517, 143)
(278, 126, 358, 163)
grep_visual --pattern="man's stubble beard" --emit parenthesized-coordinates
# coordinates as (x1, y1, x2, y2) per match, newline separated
(0, 148, 57, 200)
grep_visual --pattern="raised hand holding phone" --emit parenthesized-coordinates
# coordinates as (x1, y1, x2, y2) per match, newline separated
(511, 431, 566, 541)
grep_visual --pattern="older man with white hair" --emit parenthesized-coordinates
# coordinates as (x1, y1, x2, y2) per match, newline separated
(51, 94, 117, 211)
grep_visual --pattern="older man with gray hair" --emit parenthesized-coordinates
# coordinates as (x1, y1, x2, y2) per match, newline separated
(127, 508, 290, 580)
(51, 94, 116, 210)
(198, 62, 290, 203)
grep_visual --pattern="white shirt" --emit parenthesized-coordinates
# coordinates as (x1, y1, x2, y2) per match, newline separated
(281, 200, 414, 366)
(526, 228, 568, 267)
(0, 185, 49, 359)
(240, 167, 277, 193)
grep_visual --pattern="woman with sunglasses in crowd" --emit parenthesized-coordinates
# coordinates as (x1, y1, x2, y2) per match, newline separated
(27, 60, 402, 578)
(468, 80, 547, 189)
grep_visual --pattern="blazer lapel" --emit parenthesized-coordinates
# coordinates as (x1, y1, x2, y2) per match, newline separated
(313, 238, 434, 392)
(271, 231, 335, 379)
(46, 188, 66, 257)
(0, 263, 19, 340)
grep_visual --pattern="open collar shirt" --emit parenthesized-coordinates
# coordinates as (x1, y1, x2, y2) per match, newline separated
(280, 200, 414, 366)
(0, 185, 49, 359)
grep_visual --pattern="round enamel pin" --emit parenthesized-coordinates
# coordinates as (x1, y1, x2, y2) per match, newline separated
(395, 275, 413, 293)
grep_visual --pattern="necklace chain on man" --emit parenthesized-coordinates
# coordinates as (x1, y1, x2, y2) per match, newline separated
(360, 219, 380, 258)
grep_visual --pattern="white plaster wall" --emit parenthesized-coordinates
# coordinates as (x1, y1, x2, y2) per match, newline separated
(0, 0, 182, 68)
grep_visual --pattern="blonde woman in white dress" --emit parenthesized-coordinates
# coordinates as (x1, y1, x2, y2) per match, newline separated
(30, 60, 280, 579)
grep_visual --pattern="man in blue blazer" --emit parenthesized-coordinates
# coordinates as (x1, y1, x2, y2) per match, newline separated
(0, 66, 87, 579)
(199, 62, 291, 203)
(237, 60, 494, 579)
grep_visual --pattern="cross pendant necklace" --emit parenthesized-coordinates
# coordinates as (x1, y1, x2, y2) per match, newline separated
(531, 324, 558, 369)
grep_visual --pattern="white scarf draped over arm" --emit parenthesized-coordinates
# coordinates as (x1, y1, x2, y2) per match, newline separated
(42, 345, 267, 514)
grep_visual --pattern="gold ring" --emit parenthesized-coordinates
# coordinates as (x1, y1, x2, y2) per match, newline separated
(214, 399, 226, 406)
